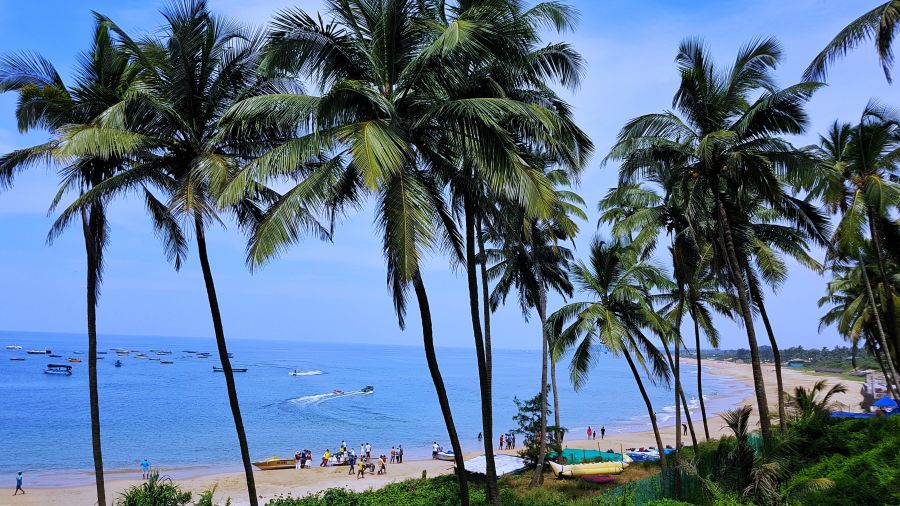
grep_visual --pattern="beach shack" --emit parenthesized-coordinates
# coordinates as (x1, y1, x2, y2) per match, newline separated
(786, 359, 807, 368)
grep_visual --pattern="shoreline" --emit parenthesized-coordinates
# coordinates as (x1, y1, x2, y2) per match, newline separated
(9, 360, 863, 505)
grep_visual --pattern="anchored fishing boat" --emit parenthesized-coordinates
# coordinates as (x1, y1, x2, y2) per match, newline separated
(45, 364, 73, 376)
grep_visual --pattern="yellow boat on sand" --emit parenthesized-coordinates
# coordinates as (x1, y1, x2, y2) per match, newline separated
(548, 460, 627, 477)
(252, 456, 296, 470)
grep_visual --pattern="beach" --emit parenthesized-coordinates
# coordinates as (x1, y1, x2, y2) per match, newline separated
(6, 359, 864, 506)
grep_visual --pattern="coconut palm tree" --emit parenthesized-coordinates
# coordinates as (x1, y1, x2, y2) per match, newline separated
(0, 22, 140, 506)
(809, 105, 900, 368)
(548, 238, 672, 471)
(55, 3, 279, 503)
(787, 380, 849, 421)
(216, 1, 584, 501)
(805, 1, 900, 83)
(484, 169, 583, 485)
(607, 37, 822, 445)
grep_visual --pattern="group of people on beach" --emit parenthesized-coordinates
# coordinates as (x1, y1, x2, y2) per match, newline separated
(295, 440, 403, 479)
(498, 433, 516, 450)
(586, 425, 606, 440)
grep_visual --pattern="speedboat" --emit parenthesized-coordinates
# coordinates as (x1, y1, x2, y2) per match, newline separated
(361, 385, 374, 393)
(436, 450, 456, 461)
(252, 456, 296, 470)
(5, 345, 22, 350)
(289, 369, 323, 376)
(45, 364, 73, 376)
(333, 389, 345, 395)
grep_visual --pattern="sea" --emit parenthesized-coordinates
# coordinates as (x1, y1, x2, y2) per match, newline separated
(0, 330, 752, 486)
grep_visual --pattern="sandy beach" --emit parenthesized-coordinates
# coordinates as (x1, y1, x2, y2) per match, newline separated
(6, 360, 864, 506)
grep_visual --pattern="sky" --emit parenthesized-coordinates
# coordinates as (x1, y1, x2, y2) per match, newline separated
(0, 0, 893, 351)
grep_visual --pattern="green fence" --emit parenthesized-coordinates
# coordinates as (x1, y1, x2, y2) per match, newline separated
(602, 468, 712, 505)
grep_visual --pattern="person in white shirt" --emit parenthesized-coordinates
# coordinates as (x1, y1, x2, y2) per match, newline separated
(365, 443, 372, 461)
(360, 444, 365, 461)
(432, 442, 439, 459)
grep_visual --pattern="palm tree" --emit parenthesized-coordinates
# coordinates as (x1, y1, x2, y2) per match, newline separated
(0, 23, 138, 506)
(809, 105, 900, 368)
(548, 238, 672, 471)
(787, 380, 849, 421)
(216, 1, 583, 502)
(484, 170, 583, 485)
(805, 1, 900, 82)
(607, 37, 822, 445)
(56, 3, 276, 503)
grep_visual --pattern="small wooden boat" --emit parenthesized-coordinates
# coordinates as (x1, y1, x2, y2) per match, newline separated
(68, 358, 82, 363)
(213, 366, 247, 372)
(135, 354, 148, 359)
(581, 475, 616, 485)
(45, 364, 73, 375)
(5, 345, 22, 350)
(27, 349, 51, 355)
(160, 361, 174, 364)
(10, 357, 25, 361)
(252, 456, 296, 470)
(548, 461, 626, 478)
(149, 357, 160, 361)
(49, 354, 62, 358)
(73, 351, 83, 355)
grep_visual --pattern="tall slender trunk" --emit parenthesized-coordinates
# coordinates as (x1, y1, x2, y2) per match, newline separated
(747, 275, 787, 436)
(714, 192, 771, 443)
(692, 315, 710, 440)
(660, 338, 697, 448)
(413, 272, 469, 505)
(550, 353, 561, 444)
(463, 196, 499, 504)
(868, 211, 900, 362)
(859, 255, 900, 400)
(476, 216, 493, 422)
(871, 340, 897, 401)
(623, 347, 667, 472)
(531, 298, 550, 487)
(82, 207, 106, 506)
(194, 218, 257, 506)
(674, 327, 681, 501)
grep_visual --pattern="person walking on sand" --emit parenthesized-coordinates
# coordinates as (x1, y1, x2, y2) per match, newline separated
(356, 458, 365, 479)
(320, 449, 331, 466)
(587, 426, 593, 439)
(13, 472, 24, 495)
(348, 452, 357, 475)
(682, 423, 687, 436)
(499, 434, 504, 450)
(140, 458, 150, 479)
(398, 445, 404, 463)
(600, 426, 605, 440)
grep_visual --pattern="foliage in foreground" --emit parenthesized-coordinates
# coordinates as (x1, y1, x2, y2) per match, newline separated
(115, 473, 227, 506)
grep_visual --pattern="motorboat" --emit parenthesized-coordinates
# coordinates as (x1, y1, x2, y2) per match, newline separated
(45, 364, 73, 376)
(49, 354, 62, 358)
(252, 456, 296, 470)
(333, 389, 345, 395)
(213, 366, 247, 372)
(26, 349, 51, 355)
(289, 369, 323, 376)
(5, 345, 22, 350)
(435, 450, 456, 461)
(361, 385, 374, 393)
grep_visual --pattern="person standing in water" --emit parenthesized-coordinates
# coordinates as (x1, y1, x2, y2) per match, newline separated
(13, 472, 24, 495)
(477, 432, 482, 443)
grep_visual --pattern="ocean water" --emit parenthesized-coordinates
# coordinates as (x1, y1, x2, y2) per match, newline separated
(0, 330, 751, 485)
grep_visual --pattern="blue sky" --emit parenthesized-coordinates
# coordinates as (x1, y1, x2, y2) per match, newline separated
(0, 0, 892, 350)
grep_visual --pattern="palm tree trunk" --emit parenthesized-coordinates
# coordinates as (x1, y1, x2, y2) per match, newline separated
(82, 207, 106, 506)
(714, 192, 771, 443)
(868, 211, 900, 362)
(531, 298, 550, 487)
(550, 353, 561, 444)
(623, 346, 667, 472)
(463, 198, 499, 504)
(476, 216, 494, 439)
(870, 340, 897, 401)
(194, 218, 258, 506)
(692, 315, 710, 440)
(659, 337, 697, 448)
(859, 254, 900, 400)
(413, 272, 470, 505)
(747, 275, 787, 436)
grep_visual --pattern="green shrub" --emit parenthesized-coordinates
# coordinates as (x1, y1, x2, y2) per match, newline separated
(645, 499, 697, 506)
(115, 473, 192, 506)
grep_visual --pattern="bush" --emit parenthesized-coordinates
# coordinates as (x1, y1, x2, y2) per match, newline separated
(115, 473, 191, 506)
(266, 476, 483, 506)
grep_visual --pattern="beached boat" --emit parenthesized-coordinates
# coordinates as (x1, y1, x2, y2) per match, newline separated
(213, 366, 247, 372)
(252, 456, 296, 470)
(45, 364, 73, 376)
(5, 345, 22, 350)
(67, 358, 82, 363)
(26, 349, 51, 355)
(436, 450, 456, 461)
(548, 461, 627, 478)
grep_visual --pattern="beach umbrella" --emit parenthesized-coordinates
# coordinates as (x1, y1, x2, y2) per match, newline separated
(873, 397, 898, 408)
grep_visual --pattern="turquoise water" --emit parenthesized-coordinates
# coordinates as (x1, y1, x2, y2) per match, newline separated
(0, 330, 751, 485)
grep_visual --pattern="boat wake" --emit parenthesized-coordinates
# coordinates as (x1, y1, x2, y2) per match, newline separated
(287, 388, 373, 407)
(289, 370, 323, 376)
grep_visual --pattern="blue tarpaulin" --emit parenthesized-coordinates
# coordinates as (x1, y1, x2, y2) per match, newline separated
(830, 411, 874, 419)
(873, 397, 898, 408)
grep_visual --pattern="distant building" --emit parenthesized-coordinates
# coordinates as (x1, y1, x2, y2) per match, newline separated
(786, 359, 807, 368)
